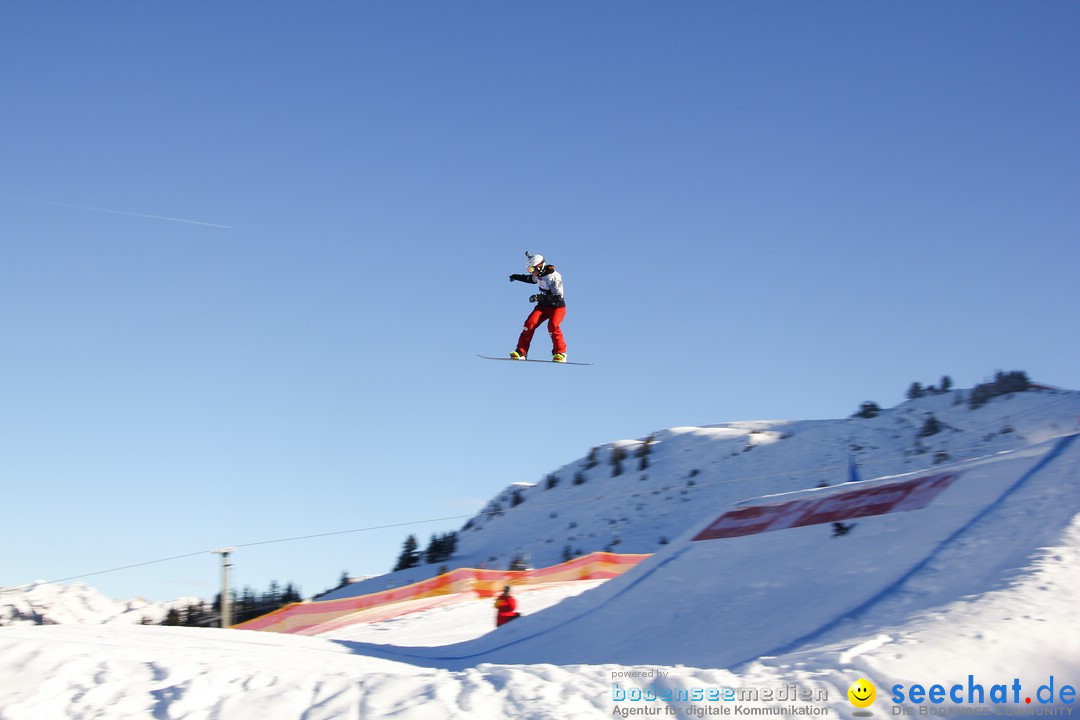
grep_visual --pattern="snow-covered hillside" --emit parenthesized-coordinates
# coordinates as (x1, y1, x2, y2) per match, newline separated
(0, 581, 196, 627)
(2, 385, 1079, 719)
(457, 386, 1079, 568)
(327, 384, 1080, 598)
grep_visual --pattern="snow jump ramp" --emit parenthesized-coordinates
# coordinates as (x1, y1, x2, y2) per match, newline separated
(339, 433, 1080, 669)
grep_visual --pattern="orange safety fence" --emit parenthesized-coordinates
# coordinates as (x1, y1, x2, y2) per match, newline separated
(233, 551, 650, 634)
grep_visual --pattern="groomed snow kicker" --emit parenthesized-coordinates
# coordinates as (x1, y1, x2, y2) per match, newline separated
(335, 434, 1080, 670)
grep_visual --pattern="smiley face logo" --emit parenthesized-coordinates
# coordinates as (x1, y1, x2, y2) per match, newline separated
(848, 678, 876, 708)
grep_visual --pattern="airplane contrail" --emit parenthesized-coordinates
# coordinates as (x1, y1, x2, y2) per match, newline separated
(61, 203, 234, 229)
(3, 196, 233, 229)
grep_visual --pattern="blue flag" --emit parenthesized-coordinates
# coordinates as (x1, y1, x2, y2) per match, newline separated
(847, 452, 861, 483)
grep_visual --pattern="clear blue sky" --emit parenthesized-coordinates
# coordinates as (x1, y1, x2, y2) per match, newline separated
(2, 1, 1077, 602)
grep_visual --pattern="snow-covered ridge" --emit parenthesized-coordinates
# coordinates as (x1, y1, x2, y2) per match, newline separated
(0, 581, 196, 627)
(459, 387, 1080, 561)
(329, 387, 1080, 600)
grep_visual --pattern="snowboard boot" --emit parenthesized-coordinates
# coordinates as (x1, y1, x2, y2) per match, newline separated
(552, 353, 567, 363)
(510, 351, 527, 360)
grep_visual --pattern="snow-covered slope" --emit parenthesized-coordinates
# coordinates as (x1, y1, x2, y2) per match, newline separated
(327, 386, 1080, 599)
(456, 388, 1080, 570)
(2, 386, 1078, 719)
(341, 430, 1080, 668)
(0, 581, 196, 627)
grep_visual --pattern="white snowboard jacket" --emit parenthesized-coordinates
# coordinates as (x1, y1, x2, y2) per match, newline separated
(510, 266, 565, 308)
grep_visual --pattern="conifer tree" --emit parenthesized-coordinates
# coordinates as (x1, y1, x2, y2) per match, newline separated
(855, 401, 881, 419)
(393, 534, 421, 571)
(611, 445, 626, 477)
(918, 413, 942, 437)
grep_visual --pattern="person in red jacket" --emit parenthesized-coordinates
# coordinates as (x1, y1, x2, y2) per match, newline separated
(494, 585, 520, 627)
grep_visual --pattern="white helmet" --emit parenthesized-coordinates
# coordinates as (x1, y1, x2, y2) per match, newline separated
(526, 252, 545, 272)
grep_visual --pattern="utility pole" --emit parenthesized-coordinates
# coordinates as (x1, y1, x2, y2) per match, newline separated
(212, 547, 235, 628)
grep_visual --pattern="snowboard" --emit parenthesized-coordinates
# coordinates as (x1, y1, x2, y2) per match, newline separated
(477, 354, 592, 366)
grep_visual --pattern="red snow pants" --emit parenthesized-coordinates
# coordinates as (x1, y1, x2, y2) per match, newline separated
(516, 306, 566, 357)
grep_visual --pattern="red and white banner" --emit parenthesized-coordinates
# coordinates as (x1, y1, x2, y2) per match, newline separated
(692, 472, 959, 542)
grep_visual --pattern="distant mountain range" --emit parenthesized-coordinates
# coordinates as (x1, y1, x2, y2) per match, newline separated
(0, 581, 197, 627)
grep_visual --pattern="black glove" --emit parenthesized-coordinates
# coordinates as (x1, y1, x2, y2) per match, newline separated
(529, 294, 539, 303)
(509, 274, 532, 283)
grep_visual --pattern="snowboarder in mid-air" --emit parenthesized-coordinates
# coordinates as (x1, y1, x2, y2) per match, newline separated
(508, 251, 567, 362)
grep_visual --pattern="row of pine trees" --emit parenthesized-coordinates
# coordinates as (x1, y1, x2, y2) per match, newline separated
(856, 370, 1031, 419)
(162, 581, 304, 627)
(393, 532, 458, 572)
